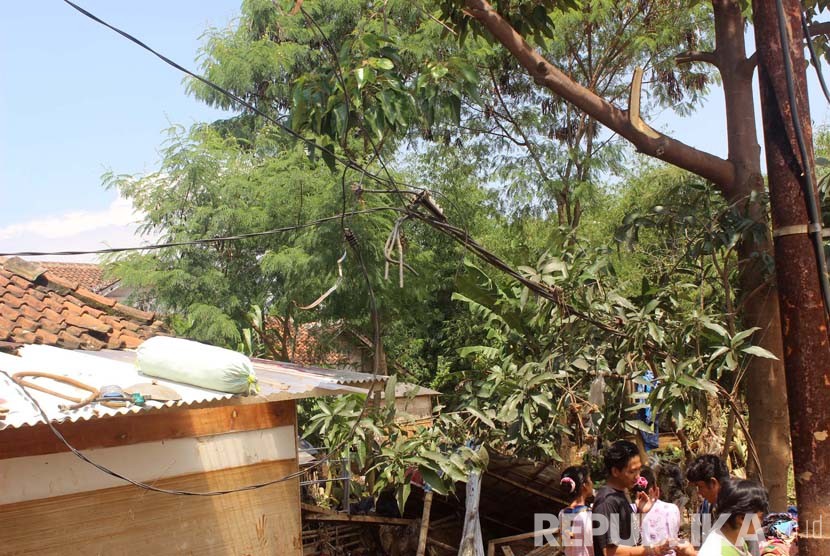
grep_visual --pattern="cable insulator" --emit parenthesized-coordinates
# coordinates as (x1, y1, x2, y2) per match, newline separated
(344, 228, 359, 250)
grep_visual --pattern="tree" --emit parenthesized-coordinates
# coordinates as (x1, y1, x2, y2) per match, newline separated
(442, 0, 808, 509)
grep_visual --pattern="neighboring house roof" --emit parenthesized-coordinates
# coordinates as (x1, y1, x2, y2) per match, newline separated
(0, 344, 382, 430)
(291, 322, 354, 368)
(38, 262, 118, 293)
(0, 257, 164, 350)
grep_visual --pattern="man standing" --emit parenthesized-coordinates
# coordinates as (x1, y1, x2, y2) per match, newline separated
(685, 455, 730, 516)
(592, 440, 672, 556)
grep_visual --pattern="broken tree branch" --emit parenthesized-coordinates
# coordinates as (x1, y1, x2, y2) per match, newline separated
(675, 50, 718, 66)
(809, 21, 830, 36)
(463, 0, 737, 192)
(628, 67, 660, 139)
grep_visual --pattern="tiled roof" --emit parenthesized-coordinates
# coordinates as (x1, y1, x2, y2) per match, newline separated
(0, 257, 165, 351)
(38, 262, 117, 293)
(291, 322, 354, 367)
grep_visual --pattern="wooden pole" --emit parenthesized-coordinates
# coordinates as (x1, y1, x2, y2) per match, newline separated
(416, 490, 434, 556)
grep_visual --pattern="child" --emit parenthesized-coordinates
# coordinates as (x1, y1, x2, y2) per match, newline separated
(698, 480, 769, 556)
(558, 465, 594, 556)
(634, 467, 681, 551)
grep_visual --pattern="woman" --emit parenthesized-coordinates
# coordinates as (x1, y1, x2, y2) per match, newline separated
(558, 465, 594, 556)
(697, 480, 768, 556)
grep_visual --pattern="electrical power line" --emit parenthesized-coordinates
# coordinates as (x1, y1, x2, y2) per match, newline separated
(60, 0, 408, 193)
(0, 208, 403, 258)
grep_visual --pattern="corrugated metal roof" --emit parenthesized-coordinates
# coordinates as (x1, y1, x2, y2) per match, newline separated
(0, 345, 385, 430)
(250, 358, 386, 386)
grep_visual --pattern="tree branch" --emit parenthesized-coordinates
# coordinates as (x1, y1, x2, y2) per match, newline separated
(675, 50, 718, 66)
(463, 0, 736, 192)
(809, 21, 830, 36)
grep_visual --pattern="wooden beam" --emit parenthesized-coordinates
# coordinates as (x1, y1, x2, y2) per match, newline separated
(0, 400, 296, 460)
(304, 513, 416, 527)
(501, 547, 516, 556)
(484, 471, 568, 505)
(416, 490, 434, 556)
(427, 537, 458, 552)
(301, 503, 337, 514)
(486, 528, 559, 556)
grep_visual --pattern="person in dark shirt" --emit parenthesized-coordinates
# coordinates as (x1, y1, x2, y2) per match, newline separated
(686, 455, 730, 516)
(682, 455, 761, 556)
(592, 440, 673, 556)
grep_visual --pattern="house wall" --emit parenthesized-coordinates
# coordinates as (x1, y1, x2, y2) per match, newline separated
(0, 400, 303, 556)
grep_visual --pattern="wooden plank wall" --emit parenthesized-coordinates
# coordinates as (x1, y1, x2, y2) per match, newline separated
(0, 400, 295, 460)
(0, 459, 302, 556)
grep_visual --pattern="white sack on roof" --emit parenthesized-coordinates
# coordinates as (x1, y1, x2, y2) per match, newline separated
(136, 336, 257, 394)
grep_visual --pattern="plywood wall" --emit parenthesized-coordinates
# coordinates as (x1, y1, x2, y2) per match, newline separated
(0, 459, 302, 556)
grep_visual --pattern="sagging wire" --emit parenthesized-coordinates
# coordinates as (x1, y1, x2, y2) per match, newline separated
(295, 250, 348, 310)
(775, 0, 830, 318)
(61, 0, 405, 193)
(802, 11, 830, 105)
(2, 356, 381, 496)
(383, 215, 418, 288)
(0, 208, 402, 258)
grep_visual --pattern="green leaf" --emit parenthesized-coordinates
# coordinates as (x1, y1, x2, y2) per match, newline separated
(418, 467, 448, 495)
(626, 419, 655, 434)
(368, 57, 394, 70)
(703, 321, 729, 339)
(730, 327, 761, 346)
(741, 345, 779, 360)
(531, 393, 553, 410)
(467, 406, 496, 428)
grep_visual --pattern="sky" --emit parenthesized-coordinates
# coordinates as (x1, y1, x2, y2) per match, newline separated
(1, 2, 830, 262)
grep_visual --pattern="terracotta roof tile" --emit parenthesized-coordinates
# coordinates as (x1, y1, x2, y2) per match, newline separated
(120, 335, 144, 349)
(41, 307, 64, 324)
(57, 331, 83, 350)
(1, 294, 24, 309)
(112, 303, 155, 323)
(14, 330, 36, 344)
(0, 259, 165, 351)
(13, 316, 38, 331)
(74, 286, 117, 308)
(40, 262, 116, 292)
(34, 329, 59, 346)
(8, 275, 33, 290)
(42, 272, 79, 292)
(78, 333, 106, 350)
(4, 283, 26, 298)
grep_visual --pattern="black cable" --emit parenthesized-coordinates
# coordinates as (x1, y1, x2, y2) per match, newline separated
(0, 207, 403, 257)
(60, 0, 398, 192)
(802, 11, 830, 105)
(775, 0, 830, 317)
(2, 361, 380, 496)
(2, 369, 310, 495)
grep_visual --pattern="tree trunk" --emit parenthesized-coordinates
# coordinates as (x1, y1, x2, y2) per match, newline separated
(754, 0, 830, 551)
(711, 0, 792, 511)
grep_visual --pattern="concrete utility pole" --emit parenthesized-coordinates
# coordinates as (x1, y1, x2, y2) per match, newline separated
(752, 0, 830, 554)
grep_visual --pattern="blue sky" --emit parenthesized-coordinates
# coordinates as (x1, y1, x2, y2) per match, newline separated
(1, 1, 829, 260)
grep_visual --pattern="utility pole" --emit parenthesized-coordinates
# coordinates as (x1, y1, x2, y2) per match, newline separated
(753, 0, 830, 554)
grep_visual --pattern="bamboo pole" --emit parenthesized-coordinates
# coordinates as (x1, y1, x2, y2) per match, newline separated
(416, 490, 434, 556)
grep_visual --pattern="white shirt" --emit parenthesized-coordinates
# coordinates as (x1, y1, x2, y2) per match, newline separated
(558, 506, 593, 556)
(697, 529, 751, 556)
